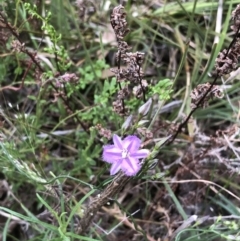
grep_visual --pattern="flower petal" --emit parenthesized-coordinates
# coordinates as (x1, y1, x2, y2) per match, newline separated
(102, 134, 149, 177)
(113, 134, 123, 149)
(121, 156, 141, 176)
(103, 145, 122, 163)
(110, 160, 122, 175)
(131, 149, 149, 159)
(122, 135, 141, 152)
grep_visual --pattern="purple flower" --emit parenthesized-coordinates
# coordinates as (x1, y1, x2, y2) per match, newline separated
(102, 134, 149, 176)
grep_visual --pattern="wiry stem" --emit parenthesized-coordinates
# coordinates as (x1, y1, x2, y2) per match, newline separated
(76, 172, 130, 233)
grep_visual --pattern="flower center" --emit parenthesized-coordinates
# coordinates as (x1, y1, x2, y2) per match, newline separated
(121, 148, 129, 158)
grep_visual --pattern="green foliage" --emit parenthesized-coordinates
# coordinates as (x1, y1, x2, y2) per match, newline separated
(24, 3, 70, 72)
(78, 60, 109, 89)
(2, 1, 240, 240)
(77, 76, 117, 125)
(149, 78, 173, 100)
(65, 59, 109, 97)
(74, 128, 101, 176)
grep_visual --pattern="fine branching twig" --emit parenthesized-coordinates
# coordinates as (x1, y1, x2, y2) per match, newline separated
(0, 11, 43, 91)
(0, 12, 44, 72)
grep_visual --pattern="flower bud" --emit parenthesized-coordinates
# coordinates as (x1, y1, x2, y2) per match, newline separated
(138, 98, 152, 116)
(122, 115, 133, 130)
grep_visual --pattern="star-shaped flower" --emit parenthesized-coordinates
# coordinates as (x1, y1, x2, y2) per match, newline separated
(102, 134, 149, 176)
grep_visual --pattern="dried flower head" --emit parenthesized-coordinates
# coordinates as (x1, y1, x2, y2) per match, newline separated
(121, 52, 145, 82)
(190, 83, 224, 109)
(61, 73, 78, 83)
(95, 124, 112, 140)
(137, 127, 153, 140)
(117, 87, 130, 99)
(102, 134, 149, 176)
(215, 40, 240, 76)
(110, 5, 129, 40)
(133, 79, 148, 98)
(231, 4, 240, 32)
(110, 5, 148, 115)
(112, 99, 129, 116)
(215, 4, 240, 76)
(11, 40, 24, 53)
(55, 73, 78, 88)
